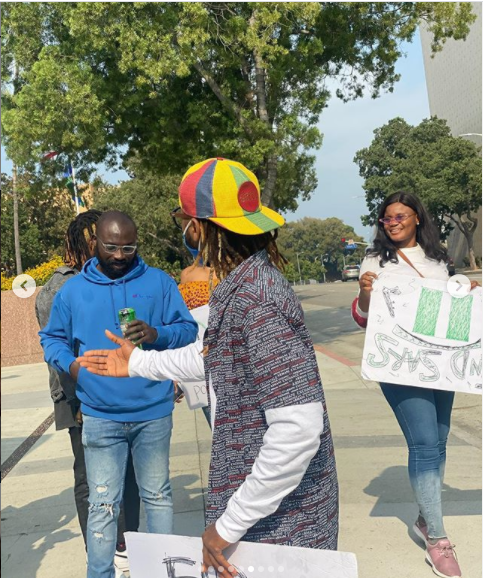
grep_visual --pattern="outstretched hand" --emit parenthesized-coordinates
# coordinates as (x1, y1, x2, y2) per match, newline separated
(76, 330, 135, 377)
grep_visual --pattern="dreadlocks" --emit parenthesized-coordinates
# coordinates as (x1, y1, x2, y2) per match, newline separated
(199, 220, 287, 280)
(64, 209, 102, 271)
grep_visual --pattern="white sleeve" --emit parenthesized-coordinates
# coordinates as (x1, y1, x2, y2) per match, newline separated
(355, 300, 368, 319)
(128, 341, 205, 382)
(215, 402, 324, 543)
(359, 255, 380, 278)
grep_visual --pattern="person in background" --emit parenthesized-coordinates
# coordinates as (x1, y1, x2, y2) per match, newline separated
(353, 191, 479, 578)
(35, 210, 141, 577)
(171, 208, 219, 424)
(39, 210, 198, 578)
(78, 158, 339, 578)
(176, 213, 219, 310)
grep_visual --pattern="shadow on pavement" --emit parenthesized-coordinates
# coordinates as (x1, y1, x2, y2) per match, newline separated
(364, 465, 481, 548)
(1, 488, 79, 578)
(171, 473, 207, 521)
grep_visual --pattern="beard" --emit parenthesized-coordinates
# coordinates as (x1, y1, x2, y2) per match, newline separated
(95, 246, 133, 279)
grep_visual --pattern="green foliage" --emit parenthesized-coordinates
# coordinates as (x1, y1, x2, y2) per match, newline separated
(2, 2, 476, 212)
(1, 256, 64, 291)
(354, 116, 482, 239)
(277, 217, 365, 279)
(1, 172, 75, 273)
(92, 159, 189, 273)
(283, 261, 297, 284)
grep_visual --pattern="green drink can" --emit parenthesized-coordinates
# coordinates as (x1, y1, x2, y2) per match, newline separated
(118, 308, 142, 349)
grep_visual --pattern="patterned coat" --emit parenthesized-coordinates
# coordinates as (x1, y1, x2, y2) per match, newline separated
(204, 250, 338, 549)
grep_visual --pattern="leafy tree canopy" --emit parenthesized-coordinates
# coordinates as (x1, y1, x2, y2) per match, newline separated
(277, 216, 366, 279)
(2, 2, 476, 212)
(354, 116, 482, 268)
(1, 171, 75, 273)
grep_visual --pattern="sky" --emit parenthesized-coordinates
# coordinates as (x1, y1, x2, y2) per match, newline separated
(285, 31, 431, 241)
(1, 31, 430, 243)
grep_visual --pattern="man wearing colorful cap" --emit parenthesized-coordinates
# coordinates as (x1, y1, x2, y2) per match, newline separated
(78, 158, 339, 578)
(177, 156, 285, 234)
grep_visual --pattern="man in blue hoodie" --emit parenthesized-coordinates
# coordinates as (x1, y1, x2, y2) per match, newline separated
(40, 210, 198, 578)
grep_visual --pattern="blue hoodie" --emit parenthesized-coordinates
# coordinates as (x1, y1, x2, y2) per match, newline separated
(39, 256, 198, 422)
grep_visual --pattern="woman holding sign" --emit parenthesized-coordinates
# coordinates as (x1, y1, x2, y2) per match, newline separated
(78, 158, 339, 578)
(353, 191, 479, 578)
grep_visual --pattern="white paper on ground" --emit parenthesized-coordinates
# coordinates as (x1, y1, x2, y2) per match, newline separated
(125, 532, 358, 578)
(361, 273, 482, 394)
(178, 304, 209, 409)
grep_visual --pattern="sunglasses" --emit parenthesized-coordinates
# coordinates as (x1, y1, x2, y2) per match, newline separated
(379, 213, 416, 225)
(170, 207, 183, 230)
(97, 238, 137, 255)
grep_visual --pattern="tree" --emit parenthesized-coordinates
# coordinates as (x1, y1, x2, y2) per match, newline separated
(354, 117, 482, 269)
(2, 2, 476, 214)
(277, 217, 365, 280)
(2, 3, 68, 274)
(92, 160, 188, 276)
(1, 172, 75, 273)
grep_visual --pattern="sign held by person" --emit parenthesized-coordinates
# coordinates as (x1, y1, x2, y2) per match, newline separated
(361, 273, 482, 395)
(126, 532, 358, 578)
(178, 304, 209, 410)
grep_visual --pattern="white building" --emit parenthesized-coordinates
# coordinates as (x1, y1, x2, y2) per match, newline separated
(420, 2, 482, 267)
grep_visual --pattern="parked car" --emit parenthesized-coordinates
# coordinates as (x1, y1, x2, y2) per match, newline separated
(447, 257, 456, 276)
(342, 265, 360, 282)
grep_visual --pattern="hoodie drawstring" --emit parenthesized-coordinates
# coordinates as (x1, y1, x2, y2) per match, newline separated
(110, 280, 129, 329)
(109, 284, 119, 329)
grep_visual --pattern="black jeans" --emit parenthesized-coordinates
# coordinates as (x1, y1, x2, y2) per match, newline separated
(68, 426, 140, 547)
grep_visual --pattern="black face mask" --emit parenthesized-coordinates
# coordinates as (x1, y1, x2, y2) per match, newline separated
(94, 245, 134, 279)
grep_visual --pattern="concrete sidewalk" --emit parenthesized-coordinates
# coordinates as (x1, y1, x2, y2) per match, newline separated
(2, 350, 481, 578)
(1, 364, 212, 578)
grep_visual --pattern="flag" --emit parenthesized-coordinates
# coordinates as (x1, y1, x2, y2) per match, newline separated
(64, 162, 85, 207)
(41, 151, 59, 161)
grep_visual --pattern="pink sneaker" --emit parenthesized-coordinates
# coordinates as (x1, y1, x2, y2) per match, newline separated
(426, 539, 461, 578)
(413, 519, 429, 545)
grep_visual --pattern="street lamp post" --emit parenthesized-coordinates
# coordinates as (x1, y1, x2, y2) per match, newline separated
(315, 256, 326, 283)
(71, 163, 81, 216)
(296, 252, 303, 285)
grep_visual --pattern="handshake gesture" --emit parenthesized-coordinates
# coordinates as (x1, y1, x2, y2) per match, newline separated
(77, 330, 134, 377)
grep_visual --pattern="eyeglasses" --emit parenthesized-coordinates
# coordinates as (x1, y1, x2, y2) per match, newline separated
(379, 213, 416, 225)
(97, 238, 137, 255)
(171, 207, 182, 230)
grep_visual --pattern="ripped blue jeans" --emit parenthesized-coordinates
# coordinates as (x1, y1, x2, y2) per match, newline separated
(380, 383, 454, 540)
(82, 414, 173, 578)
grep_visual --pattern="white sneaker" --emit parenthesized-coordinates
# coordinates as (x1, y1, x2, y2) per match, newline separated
(114, 548, 130, 576)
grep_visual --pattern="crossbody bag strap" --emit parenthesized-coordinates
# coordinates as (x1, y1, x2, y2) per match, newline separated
(397, 249, 424, 278)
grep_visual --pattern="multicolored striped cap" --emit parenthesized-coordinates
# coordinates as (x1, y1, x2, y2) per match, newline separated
(179, 157, 285, 235)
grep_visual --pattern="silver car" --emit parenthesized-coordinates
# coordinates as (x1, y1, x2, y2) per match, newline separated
(342, 265, 360, 282)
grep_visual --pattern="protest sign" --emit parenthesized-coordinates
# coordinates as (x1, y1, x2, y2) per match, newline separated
(361, 273, 482, 394)
(125, 532, 358, 578)
(178, 304, 209, 409)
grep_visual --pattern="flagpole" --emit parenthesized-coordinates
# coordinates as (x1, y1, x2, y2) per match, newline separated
(71, 162, 80, 215)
